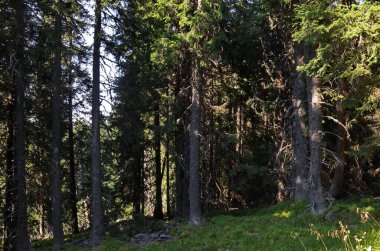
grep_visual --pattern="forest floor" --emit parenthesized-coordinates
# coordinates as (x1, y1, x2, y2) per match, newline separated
(35, 197, 380, 251)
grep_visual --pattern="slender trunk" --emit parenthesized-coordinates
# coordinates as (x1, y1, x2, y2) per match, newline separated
(132, 161, 140, 215)
(276, 137, 287, 203)
(236, 105, 242, 156)
(305, 46, 326, 214)
(209, 94, 215, 206)
(174, 71, 184, 217)
(329, 78, 347, 198)
(38, 204, 45, 238)
(3, 98, 16, 251)
(14, 0, 32, 249)
(166, 136, 170, 218)
(51, 6, 64, 249)
(68, 50, 79, 234)
(165, 86, 171, 218)
(133, 151, 143, 215)
(292, 43, 309, 201)
(189, 58, 203, 226)
(174, 51, 191, 218)
(90, 0, 104, 245)
(153, 101, 164, 219)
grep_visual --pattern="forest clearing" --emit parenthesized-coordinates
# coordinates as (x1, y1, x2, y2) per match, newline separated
(34, 198, 380, 250)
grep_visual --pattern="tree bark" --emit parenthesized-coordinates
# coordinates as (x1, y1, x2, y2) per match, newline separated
(90, 0, 104, 245)
(174, 51, 191, 218)
(166, 136, 171, 218)
(292, 43, 309, 201)
(305, 46, 327, 214)
(153, 101, 164, 219)
(13, 0, 32, 249)
(51, 5, 64, 249)
(133, 151, 144, 215)
(329, 78, 347, 198)
(68, 43, 79, 234)
(189, 58, 203, 226)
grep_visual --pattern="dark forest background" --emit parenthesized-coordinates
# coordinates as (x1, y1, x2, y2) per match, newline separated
(0, 0, 379, 250)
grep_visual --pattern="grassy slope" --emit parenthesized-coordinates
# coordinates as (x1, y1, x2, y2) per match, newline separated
(35, 197, 380, 251)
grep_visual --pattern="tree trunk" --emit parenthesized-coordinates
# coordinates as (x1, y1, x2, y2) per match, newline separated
(153, 101, 164, 219)
(38, 204, 45, 238)
(3, 98, 16, 251)
(166, 136, 171, 218)
(68, 45, 79, 234)
(51, 6, 64, 249)
(174, 51, 191, 218)
(329, 78, 347, 198)
(189, 58, 203, 226)
(90, 0, 104, 245)
(13, 0, 32, 249)
(305, 46, 327, 215)
(292, 43, 309, 201)
(133, 151, 144, 215)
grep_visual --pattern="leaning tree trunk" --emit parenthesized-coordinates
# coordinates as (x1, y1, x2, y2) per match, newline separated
(329, 78, 347, 198)
(292, 43, 309, 201)
(305, 46, 327, 214)
(90, 0, 104, 245)
(51, 5, 64, 249)
(189, 58, 203, 226)
(13, 0, 32, 249)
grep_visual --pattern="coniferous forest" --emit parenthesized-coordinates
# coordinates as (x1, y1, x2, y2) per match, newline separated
(1, 0, 380, 250)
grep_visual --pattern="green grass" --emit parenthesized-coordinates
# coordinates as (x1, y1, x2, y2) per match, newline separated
(35, 197, 380, 251)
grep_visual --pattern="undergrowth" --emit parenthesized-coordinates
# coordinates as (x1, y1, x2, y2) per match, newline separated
(34, 196, 380, 250)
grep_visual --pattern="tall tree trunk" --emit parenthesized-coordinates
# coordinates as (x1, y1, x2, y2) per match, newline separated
(189, 58, 203, 226)
(13, 0, 32, 249)
(165, 86, 171, 218)
(329, 78, 347, 198)
(174, 51, 191, 218)
(51, 6, 64, 249)
(133, 152, 144, 215)
(3, 98, 16, 251)
(90, 0, 104, 245)
(153, 101, 164, 219)
(166, 136, 171, 218)
(68, 43, 79, 234)
(305, 46, 326, 214)
(38, 203, 45, 238)
(292, 43, 309, 201)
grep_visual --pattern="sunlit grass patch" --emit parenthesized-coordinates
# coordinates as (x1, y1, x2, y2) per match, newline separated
(35, 197, 380, 251)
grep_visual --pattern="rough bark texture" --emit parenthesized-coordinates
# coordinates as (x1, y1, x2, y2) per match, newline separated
(305, 46, 327, 215)
(329, 78, 347, 198)
(90, 0, 105, 245)
(13, 0, 32, 249)
(189, 58, 203, 226)
(292, 43, 309, 201)
(51, 6, 64, 249)
(153, 101, 164, 219)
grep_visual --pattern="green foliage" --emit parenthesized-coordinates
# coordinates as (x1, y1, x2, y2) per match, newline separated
(293, 1, 380, 80)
